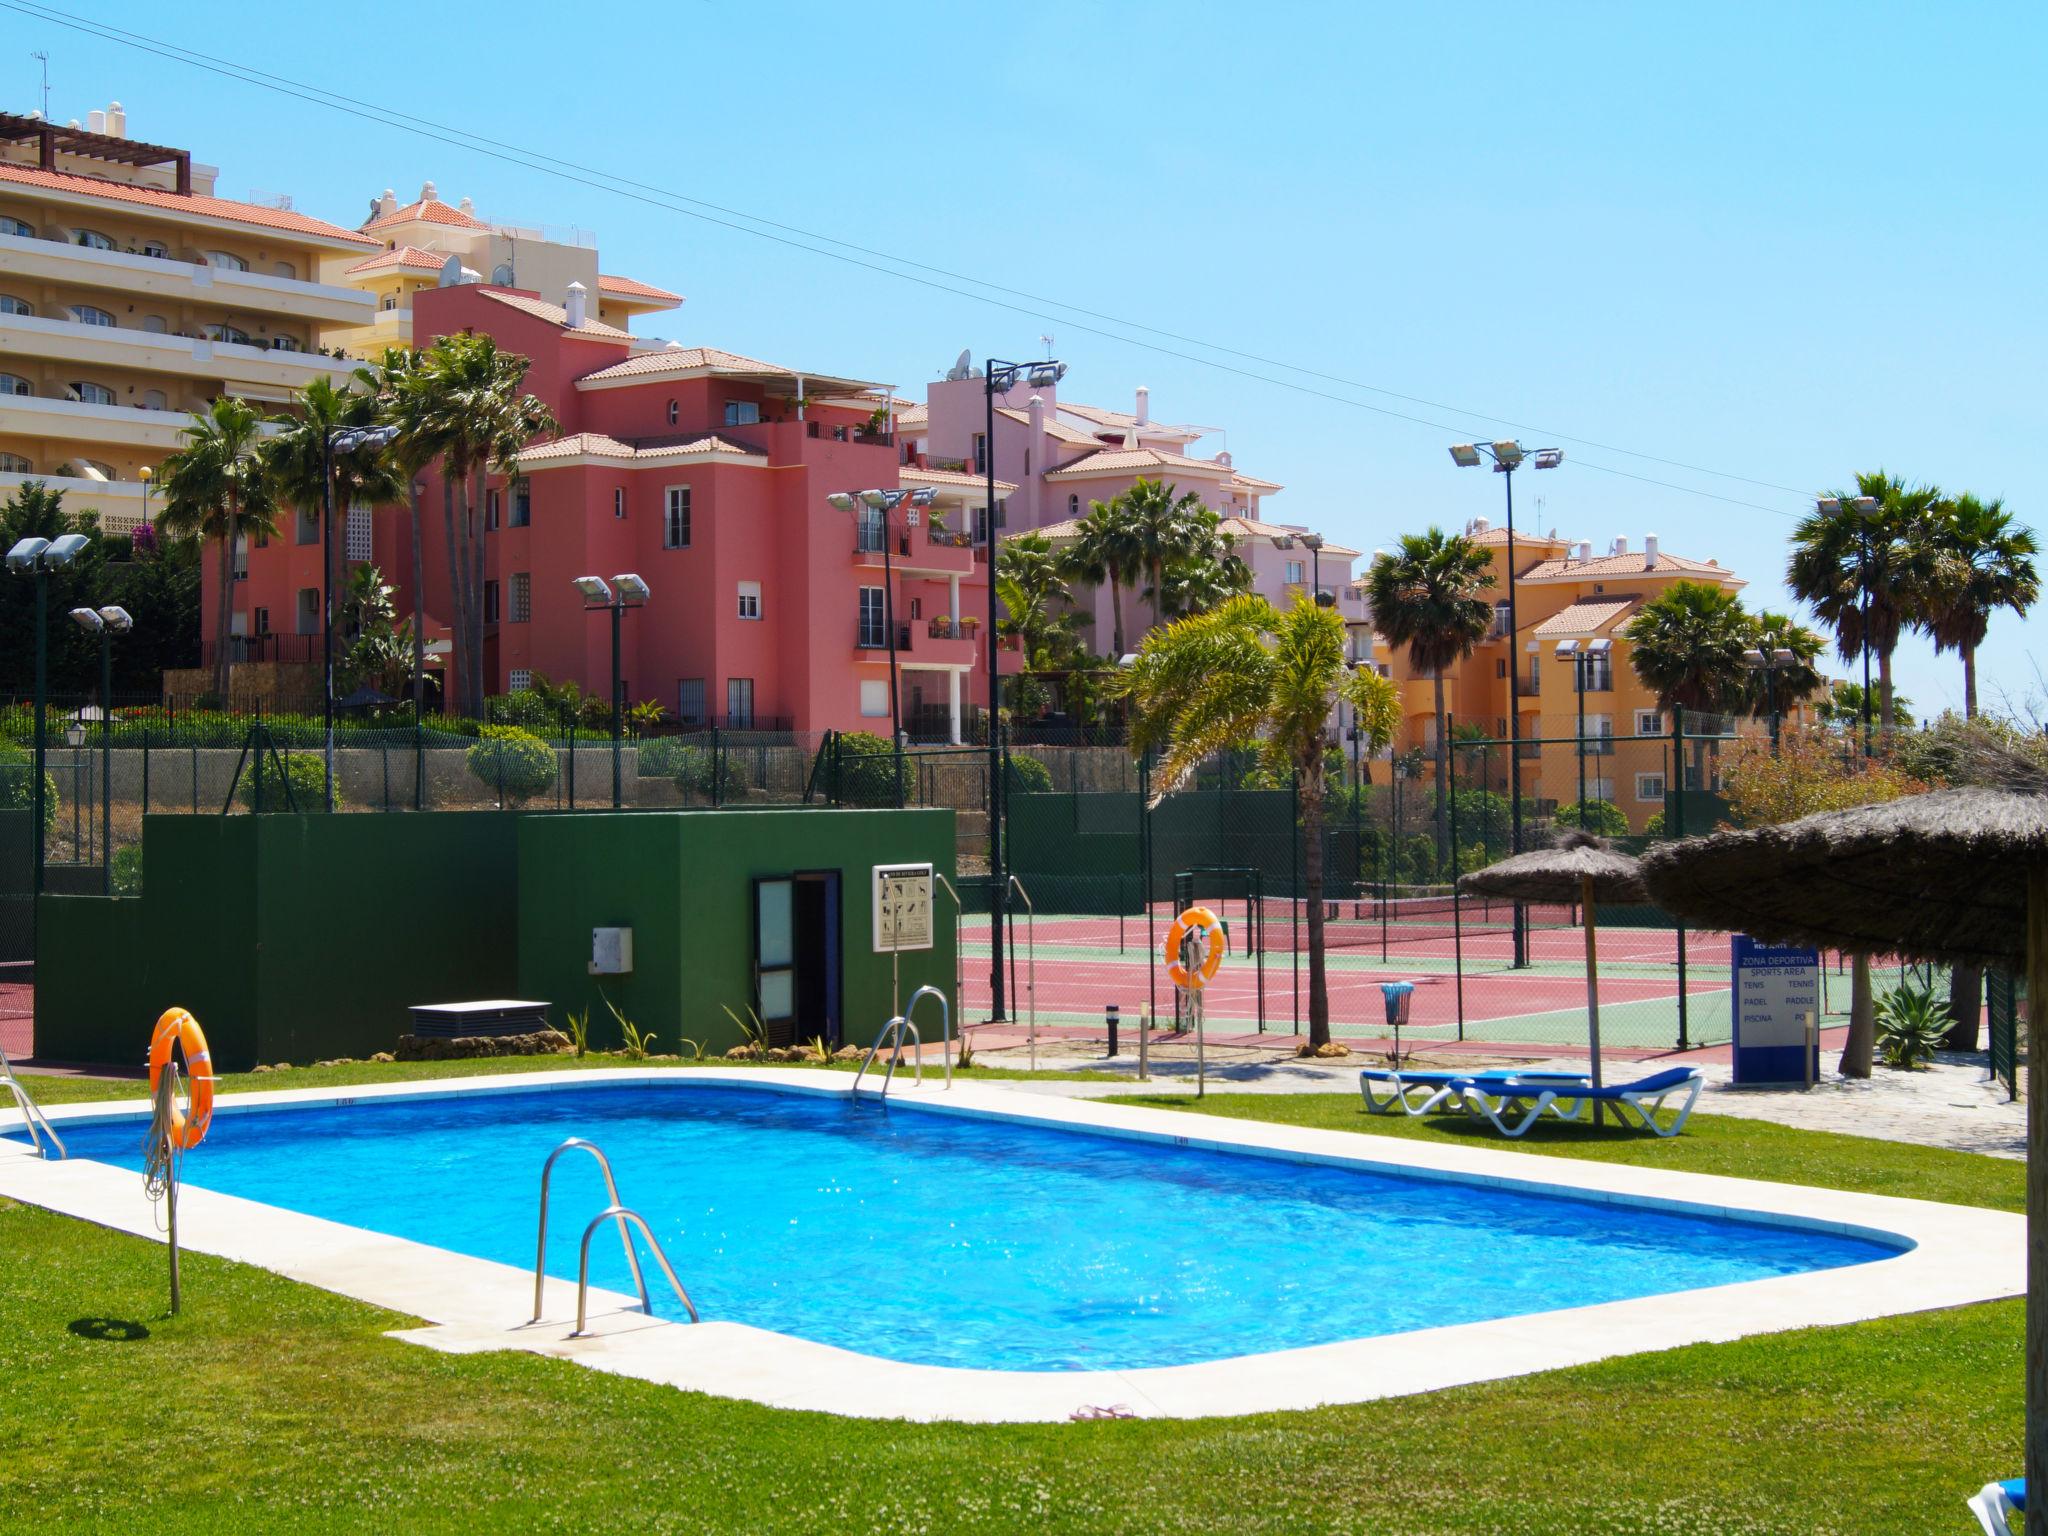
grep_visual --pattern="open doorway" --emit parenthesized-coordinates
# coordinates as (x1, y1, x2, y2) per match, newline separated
(753, 871, 842, 1048)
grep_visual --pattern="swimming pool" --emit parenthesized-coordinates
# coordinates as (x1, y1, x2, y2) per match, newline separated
(41, 1076, 1898, 1373)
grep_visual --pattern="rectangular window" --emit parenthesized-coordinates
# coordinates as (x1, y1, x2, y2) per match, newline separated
(232, 535, 249, 580)
(1585, 713, 1614, 756)
(1285, 560, 1305, 585)
(1635, 772, 1665, 802)
(857, 587, 886, 647)
(484, 580, 500, 624)
(613, 487, 627, 520)
(736, 580, 761, 620)
(510, 572, 531, 624)
(296, 504, 318, 545)
(664, 486, 691, 549)
(860, 679, 889, 717)
(1635, 710, 1663, 735)
(253, 606, 270, 635)
(856, 505, 884, 553)
(971, 433, 987, 474)
(676, 678, 706, 725)
(509, 668, 533, 693)
(296, 587, 319, 635)
(510, 482, 531, 527)
(485, 488, 500, 531)
(727, 677, 754, 726)
(1585, 649, 1613, 691)
(723, 400, 760, 426)
(229, 609, 249, 637)
(1585, 777, 1615, 803)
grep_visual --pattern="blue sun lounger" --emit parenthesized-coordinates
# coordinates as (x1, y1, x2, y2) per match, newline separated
(1970, 1478, 2024, 1536)
(1460, 1066, 1705, 1138)
(1359, 1067, 1590, 1118)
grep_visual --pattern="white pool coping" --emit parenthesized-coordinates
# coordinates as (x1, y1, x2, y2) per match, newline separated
(0, 1067, 2022, 1423)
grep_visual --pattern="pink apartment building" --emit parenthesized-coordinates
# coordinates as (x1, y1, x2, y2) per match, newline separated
(220, 280, 1004, 739)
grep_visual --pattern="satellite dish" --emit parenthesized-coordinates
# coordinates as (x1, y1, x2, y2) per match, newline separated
(491, 262, 514, 286)
(437, 253, 464, 288)
(945, 348, 972, 382)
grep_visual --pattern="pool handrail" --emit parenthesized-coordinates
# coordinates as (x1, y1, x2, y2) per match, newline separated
(903, 983, 953, 1088)
(531, 1137, 650, 1323)
(572, 1204, 698, 1335)
(851, 1015, 922, 1100)
(0, 1039, 64, 1159)
(1005, 874, 1037, 1070)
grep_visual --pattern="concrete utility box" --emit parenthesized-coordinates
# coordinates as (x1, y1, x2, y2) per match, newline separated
(589, 927, 634, 975)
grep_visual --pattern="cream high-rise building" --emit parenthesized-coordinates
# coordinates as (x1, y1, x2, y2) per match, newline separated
(0, 101, 394, 534)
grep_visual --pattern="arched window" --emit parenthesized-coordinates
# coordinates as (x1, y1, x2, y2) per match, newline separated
(206, 250, 250, 271)
(0, 216, 32, 238)
(73, 228, 115, 250)
(273, 260, 296, 279)
(70, 304, 116, 327)
(203, 323, 252, 345)
(140, 239, 168, 259)
(72, 381, 116, 406)
(667, 398, 679, 426)
(141, 315, 167, 333)
(1068, 494, 1078, 518)
(141, 389, 167, 410)
(270, 335, 301, 352)
(0, 374, 30, 397)
(0, 452, 31, 473)
(0, 294, 31, 317)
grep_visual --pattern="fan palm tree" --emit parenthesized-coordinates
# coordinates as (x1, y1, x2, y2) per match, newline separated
(1924, 492, 2038, 719)
(1149, 509, 1253, 620)
(1123, 593, 1400, 1049)
(1063, 496, 1144, 658)
(359, 347, 433, 712)
(1787, 472, 1943, 734)
(1365, 529, 1495, 863)
(995, 533, 1085, 669)
(1741, 611, 1825, 720)
(1121, 478, 1210, 631)
(155, 397, 279, 698)
(1818, 680, 1912, 730)
(261, 376, 406, 676)
(408, 333, 557, 715)
(1623, 580, 1753, 754)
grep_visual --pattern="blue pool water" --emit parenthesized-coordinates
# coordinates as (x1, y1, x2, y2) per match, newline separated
(38, 1082, 1899, 1371)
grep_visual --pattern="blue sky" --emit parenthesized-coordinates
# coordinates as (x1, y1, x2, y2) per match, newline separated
(14, 0, 2042, 717)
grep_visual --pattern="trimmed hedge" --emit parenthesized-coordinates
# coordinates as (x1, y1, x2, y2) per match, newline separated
(466, 726, 558, 803)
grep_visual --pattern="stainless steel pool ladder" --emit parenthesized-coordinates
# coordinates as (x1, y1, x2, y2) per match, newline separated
(531, 1138, 697, 1336)
(850, 1015, 921, 1100)
(0, 1041, 63, 1159)
(905, 984, 953, 1088)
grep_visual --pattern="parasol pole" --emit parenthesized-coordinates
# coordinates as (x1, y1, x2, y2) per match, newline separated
(1583, 872, 1604, 1128)
(2028, 868, 2047, 1536)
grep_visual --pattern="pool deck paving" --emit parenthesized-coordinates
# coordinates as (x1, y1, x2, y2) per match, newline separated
(0, 1067, 2022, 1423)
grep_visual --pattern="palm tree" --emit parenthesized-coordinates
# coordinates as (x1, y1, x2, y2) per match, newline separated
(155, 397, 279, 698)
(408, 334, 557, 716)
(1123, 593, 1400, 1049)
(359, 348, 432, 713)
(1787, 472, 1943, 734)
(1818, 680, 1912, 730)
(995, 533, 1085, 669)
(1121, 478, 1210, 632)
(1741, 611, 1825, 720)
(1365, 529, 1495, 865)
(1149, 509, 1253, 620)
(1063, 496, 1143, 657)
(1623, 580, 1753, 760)
(1925, 492, 2038, 718)
(261, 376, 406, 680)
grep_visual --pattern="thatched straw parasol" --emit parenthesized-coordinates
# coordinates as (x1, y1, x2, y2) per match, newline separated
(1460, 831, 1647, 1107)
(1641, 785, 2047, 1525)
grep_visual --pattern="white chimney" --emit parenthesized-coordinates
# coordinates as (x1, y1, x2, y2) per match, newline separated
(1134, 385, 1150, 425)
(1473, 516, 1490, 535)
(107, 102, 125, 137)
(564, 280, 588, 328)
(379, 189, 397, 218)
(86, 109, 106, 134)
(1216, 449, 1232, 467)
(1611, 536, 1628, 556)
(1577, 540, 1593, 561)
(458, 196, 474, 215)
(1644, 533, 1660, 568)
(1027, 392, 1046, 454)
(420, 180, 438, 202)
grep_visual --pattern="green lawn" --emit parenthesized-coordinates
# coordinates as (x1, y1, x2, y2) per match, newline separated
(0, 1068, 2021, 1533)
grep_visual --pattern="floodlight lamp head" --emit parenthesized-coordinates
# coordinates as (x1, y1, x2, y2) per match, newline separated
(1299, 533, 1324, 550)
(1741, 648, 1766, 667)
(613, 574, 650, 605)
(99, 605, 133, 632)
(1490, 440, 1524, 469)
(1025, 362, 1066, 388)
(1554, 639, 1579, 658)
(1851, 495, 1881, 514)
(574, 575, 612, 605)
(6, 536, 50, 571)
(858, 489, 892, 510)
(1771, 647, 1798, 666)
(1816, 497, 1841, 513)
(909, 487, 938, 508)
(44, 533, 88, 567)
(1448, 443, 1483, 468)
(1269, 533, 1294, 549)
(1532, 449, 1564, 470)
(68, 606, 104, 632)
(825, 492, 858, 511)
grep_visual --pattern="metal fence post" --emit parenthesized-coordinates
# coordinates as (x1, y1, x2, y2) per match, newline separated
(1672, 709, 1689, 1050)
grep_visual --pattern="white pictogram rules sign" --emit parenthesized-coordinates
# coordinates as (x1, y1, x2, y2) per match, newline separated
(872, 863, 934, 953)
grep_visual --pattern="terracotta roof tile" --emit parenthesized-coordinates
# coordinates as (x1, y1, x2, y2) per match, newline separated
(1532, 597, 1641, 637)
(1043, 446, 1236, 481)
(342, 244, 448, 276)
(1521, 549, 1739, 584)
(1053, 399, 1200, 440)
(0, 161, 379, 246)
(596, 272, 683, 303)
(478, 288, 633, 341)
(996, 406, 1100, 446)
(899, 467, 1016, 494)
(1227, 472, 1284, 493)
(1224, 517, 1357, 557)
(578, 346, 796, 382)
(516, 431, 761, 465)
(362, 197, 487, 233)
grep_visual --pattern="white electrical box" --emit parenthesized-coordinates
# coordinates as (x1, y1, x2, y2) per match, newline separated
(589, 926, 634, 975)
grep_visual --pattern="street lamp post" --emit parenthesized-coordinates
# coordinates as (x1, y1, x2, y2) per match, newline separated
(1743, 645, 1801, 754)
(138, 464, 153, 531)
(574, 574, 651, 808)
(1272, 531, 1333, 607)
(323, 424, 399, 811)
(6, 533, 89, 893)
(981, 355, 1065, 1023)
(69, 605, 133, 894)
(1556, 640, 1588, 814)
(1816, 494, 1881, 757)
(829, 486, 939, 802)
(1450, 440, 1562, 967)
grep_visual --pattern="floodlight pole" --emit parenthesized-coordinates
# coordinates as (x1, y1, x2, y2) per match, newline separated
(321, 431, 338, 812)
(1858, 519, 1874, 758)
(98, 624, 112, 893)
(610, 600, 623, 809)
(1572, 650, 1587, 813)
(32, 565, 47, 894)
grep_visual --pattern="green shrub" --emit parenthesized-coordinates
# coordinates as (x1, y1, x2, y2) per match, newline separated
(239, 751, 334, 812)
(1876, 980, 1952, 1070)
(485, 690, 559, 732)
(635, 735, 692, 780)
(832, 730, 901, 807)
(1006, 753, 1054, 795)
(0, 744, 58, 834)
(466, 726, 558, 803)
(1643, 810, 1668, 837)
(1554, 798, 1629, 836)
(111, 841, 144, 895)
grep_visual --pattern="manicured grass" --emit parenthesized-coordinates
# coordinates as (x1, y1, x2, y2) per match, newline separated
(14, 1053, 1120, 1107)
(0, 1064, 2022, 1532)
(1103, 1090, 2028, 1213)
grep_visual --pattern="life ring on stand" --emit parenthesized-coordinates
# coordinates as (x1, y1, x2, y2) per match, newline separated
(1163, 906, 1226, 991)
(147, 1007, 215, 1150)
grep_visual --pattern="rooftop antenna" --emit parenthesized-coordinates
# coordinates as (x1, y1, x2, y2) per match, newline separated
(1039, 334, 1054, 360)
(30, 51, 50, 120)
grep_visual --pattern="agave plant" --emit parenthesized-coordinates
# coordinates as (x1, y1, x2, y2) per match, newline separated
(1873, 979, 1953, 1070)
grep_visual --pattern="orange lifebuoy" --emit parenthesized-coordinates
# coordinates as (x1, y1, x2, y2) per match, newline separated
(1163, 906, 1226, 991)
(147, 1007, 215, 1150)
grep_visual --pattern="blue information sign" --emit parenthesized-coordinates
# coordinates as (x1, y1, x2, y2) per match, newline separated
(1731, 936, 1822, 1085)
